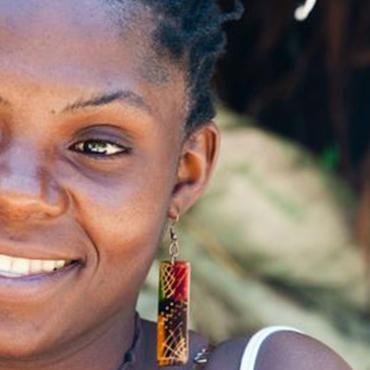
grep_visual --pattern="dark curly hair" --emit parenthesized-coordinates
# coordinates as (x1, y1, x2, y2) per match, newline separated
(139, 0, 244, 134)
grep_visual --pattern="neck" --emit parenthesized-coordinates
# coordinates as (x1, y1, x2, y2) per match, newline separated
(0, 311, 136, 370)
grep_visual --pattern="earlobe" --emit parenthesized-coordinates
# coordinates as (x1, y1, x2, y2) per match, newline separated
(167, 122, 220, 219)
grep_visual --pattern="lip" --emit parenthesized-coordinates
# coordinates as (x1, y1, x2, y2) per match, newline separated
(0, 244, 85, 264)
(0, 261, 83, 303)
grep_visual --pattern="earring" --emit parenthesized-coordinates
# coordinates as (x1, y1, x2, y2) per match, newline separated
(157, 215, 191, 367)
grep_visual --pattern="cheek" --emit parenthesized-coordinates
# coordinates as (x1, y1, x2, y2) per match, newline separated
(62, 155, 175, 295)
(70, 131, 180, 264)
(86, 179, 167, 262)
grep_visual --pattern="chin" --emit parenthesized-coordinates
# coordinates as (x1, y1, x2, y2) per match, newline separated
(0, 321, 60, 361)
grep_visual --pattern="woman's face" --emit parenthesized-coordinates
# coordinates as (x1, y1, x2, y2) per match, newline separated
(0, 0, 218, 363)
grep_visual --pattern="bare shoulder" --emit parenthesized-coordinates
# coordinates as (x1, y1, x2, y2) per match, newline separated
(203, 331, 353, 370)
(203, 335, 251, 370)
(255, 330, 353, 370)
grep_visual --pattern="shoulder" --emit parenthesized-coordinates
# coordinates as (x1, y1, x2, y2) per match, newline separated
(204, 329, 353, 370)
(138, 318, 352, 370)
(254, 330, 353, 370)
(203, 335, 251, 370)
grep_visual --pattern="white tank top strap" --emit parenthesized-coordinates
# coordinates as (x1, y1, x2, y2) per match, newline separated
(239, 326, 304, 370)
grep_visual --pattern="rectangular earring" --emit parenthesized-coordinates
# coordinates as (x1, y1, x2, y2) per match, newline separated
(157, 218, 191, 367)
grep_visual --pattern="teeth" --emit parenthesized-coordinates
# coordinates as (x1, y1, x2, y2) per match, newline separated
(11, 258, 30, 275)
(30, 260, 43, 273)
(42, 260, 57, 272)
(0, 254, 70, 277)
(55, 260, 65, 269)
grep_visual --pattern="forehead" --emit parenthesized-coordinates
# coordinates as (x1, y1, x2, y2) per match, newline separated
(0, 0, 167, 83)
(0, 0, 186, 126)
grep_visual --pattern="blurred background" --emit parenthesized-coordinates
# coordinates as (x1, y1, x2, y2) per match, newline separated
(138, 1, 370, 369)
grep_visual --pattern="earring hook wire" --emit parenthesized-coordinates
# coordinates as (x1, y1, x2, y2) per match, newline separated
(168, 214, 180, 264)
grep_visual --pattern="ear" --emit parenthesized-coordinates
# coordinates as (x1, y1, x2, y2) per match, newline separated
(168, 121, 220, 219)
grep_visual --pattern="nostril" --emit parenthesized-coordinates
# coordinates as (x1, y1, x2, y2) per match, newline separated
(0, 197, 65, 222)
(42, 180, 70, 218)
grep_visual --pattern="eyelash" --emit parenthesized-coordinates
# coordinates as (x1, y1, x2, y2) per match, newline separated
(68, 138, 131, 159)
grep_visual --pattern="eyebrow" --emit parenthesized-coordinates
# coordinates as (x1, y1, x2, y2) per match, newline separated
(0, 89, 152, 115)
(62, 90, 152, 115)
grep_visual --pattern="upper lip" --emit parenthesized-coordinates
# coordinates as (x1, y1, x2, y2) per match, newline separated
(0, 243, 84, 263)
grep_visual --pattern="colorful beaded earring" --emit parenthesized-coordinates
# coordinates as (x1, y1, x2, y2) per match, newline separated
(157, 215, 191, 367)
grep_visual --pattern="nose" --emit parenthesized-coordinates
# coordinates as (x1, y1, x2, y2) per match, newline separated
(0, 148, 69, 224)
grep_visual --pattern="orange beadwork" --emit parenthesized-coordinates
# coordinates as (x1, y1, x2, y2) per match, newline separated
(157, 260, 191, 367)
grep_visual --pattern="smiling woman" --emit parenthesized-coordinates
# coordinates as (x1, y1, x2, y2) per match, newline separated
(0, 1, 353, 370)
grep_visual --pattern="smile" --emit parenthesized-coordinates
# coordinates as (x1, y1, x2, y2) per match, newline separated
(0, 254, 78, 278)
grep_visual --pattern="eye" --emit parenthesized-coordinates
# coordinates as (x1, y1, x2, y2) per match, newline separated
(69, 139, 131, 158)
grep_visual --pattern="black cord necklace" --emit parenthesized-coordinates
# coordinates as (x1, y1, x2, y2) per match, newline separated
(115, 313, 141, 370)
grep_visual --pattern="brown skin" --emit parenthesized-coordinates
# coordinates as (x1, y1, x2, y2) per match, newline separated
(256, 332, 353, 370)
(204, 333, 353, 370)
(0, 1, 219, 369)
(0, 1, 353, 370)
